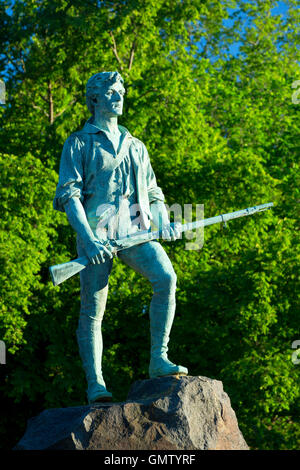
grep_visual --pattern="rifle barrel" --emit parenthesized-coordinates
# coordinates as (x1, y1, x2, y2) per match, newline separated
(182, 202, 274, 232)
(49, 202, 274, 286)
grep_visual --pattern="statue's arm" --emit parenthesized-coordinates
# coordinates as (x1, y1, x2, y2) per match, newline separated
(53, 135, 112, 264)
(64, 198, 113, 264)
(53, 135, 84, 212)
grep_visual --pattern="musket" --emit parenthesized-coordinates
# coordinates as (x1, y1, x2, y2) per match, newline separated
(49, 202, 274, 287)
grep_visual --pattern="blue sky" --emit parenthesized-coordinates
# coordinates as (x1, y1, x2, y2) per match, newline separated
(223, 1, 289, 57)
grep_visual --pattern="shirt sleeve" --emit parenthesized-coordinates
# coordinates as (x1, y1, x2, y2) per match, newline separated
(53, 134, 84, 212)
(142, 143, 165, 204)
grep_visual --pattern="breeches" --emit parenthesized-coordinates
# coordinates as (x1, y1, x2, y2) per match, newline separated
(77, 239, 177, 322)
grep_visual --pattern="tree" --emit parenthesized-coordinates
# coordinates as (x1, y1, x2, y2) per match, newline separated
(0, 0, 299, 450)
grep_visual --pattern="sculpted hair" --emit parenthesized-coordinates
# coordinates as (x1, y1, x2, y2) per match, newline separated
(86, 71, 124, 115)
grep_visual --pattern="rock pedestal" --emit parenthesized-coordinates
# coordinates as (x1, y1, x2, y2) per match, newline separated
(14, 375, 248, 450)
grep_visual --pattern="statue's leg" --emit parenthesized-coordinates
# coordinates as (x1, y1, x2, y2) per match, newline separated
(118, 240, 188, 378)
(76, 238, 113, 404)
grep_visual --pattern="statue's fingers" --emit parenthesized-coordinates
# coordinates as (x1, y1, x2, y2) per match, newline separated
(169, 227, 176, 241)
(103, 246, 113, 259)
(175, 223, 181, 234)
(95, 252, 103, 264)
(163, 229, 170, 240)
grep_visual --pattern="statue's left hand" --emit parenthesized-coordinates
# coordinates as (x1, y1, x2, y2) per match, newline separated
(161, 222, 182, 241)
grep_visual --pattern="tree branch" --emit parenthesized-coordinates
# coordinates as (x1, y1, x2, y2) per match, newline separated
(19, 90, 48, 118)
(54, 98, 77, 120)
(39, 93, 48, 103)
(136, 87, 159, 100)
(32, 103, 49, 118)
(109, 31, 124, 70)
(128, 39, 137, 71)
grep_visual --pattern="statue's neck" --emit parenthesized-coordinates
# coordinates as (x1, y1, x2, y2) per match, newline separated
(92, 112, 119, 135)
(92, 112, 121, 154)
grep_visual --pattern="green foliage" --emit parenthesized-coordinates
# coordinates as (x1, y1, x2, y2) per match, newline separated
(0, 152, 59, 351)
(0, 0, 299, 450)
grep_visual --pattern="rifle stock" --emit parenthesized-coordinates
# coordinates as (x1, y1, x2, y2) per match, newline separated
(49, 202, 274, 286)
(49, 256, 89, 286)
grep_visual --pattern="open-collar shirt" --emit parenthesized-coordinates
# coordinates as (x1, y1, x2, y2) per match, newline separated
(53, 118, 165, 237)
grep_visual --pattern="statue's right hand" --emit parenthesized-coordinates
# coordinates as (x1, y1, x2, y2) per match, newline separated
(84, 239, 114, 265)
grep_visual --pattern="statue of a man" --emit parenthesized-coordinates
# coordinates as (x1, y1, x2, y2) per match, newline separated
(53, 71, 188, 404)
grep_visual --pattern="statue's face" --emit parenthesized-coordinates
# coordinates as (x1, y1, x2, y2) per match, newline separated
(95, 81, 125, 117)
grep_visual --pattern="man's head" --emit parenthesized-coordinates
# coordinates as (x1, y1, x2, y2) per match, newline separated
(86, 71, 125, 117)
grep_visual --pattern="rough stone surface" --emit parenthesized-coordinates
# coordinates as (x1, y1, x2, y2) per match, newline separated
(14, 375, 249, 450)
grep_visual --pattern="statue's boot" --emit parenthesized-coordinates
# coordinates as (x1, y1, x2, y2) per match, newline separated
(76, 317, 112, 404)
(148, 302, 188, 378)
